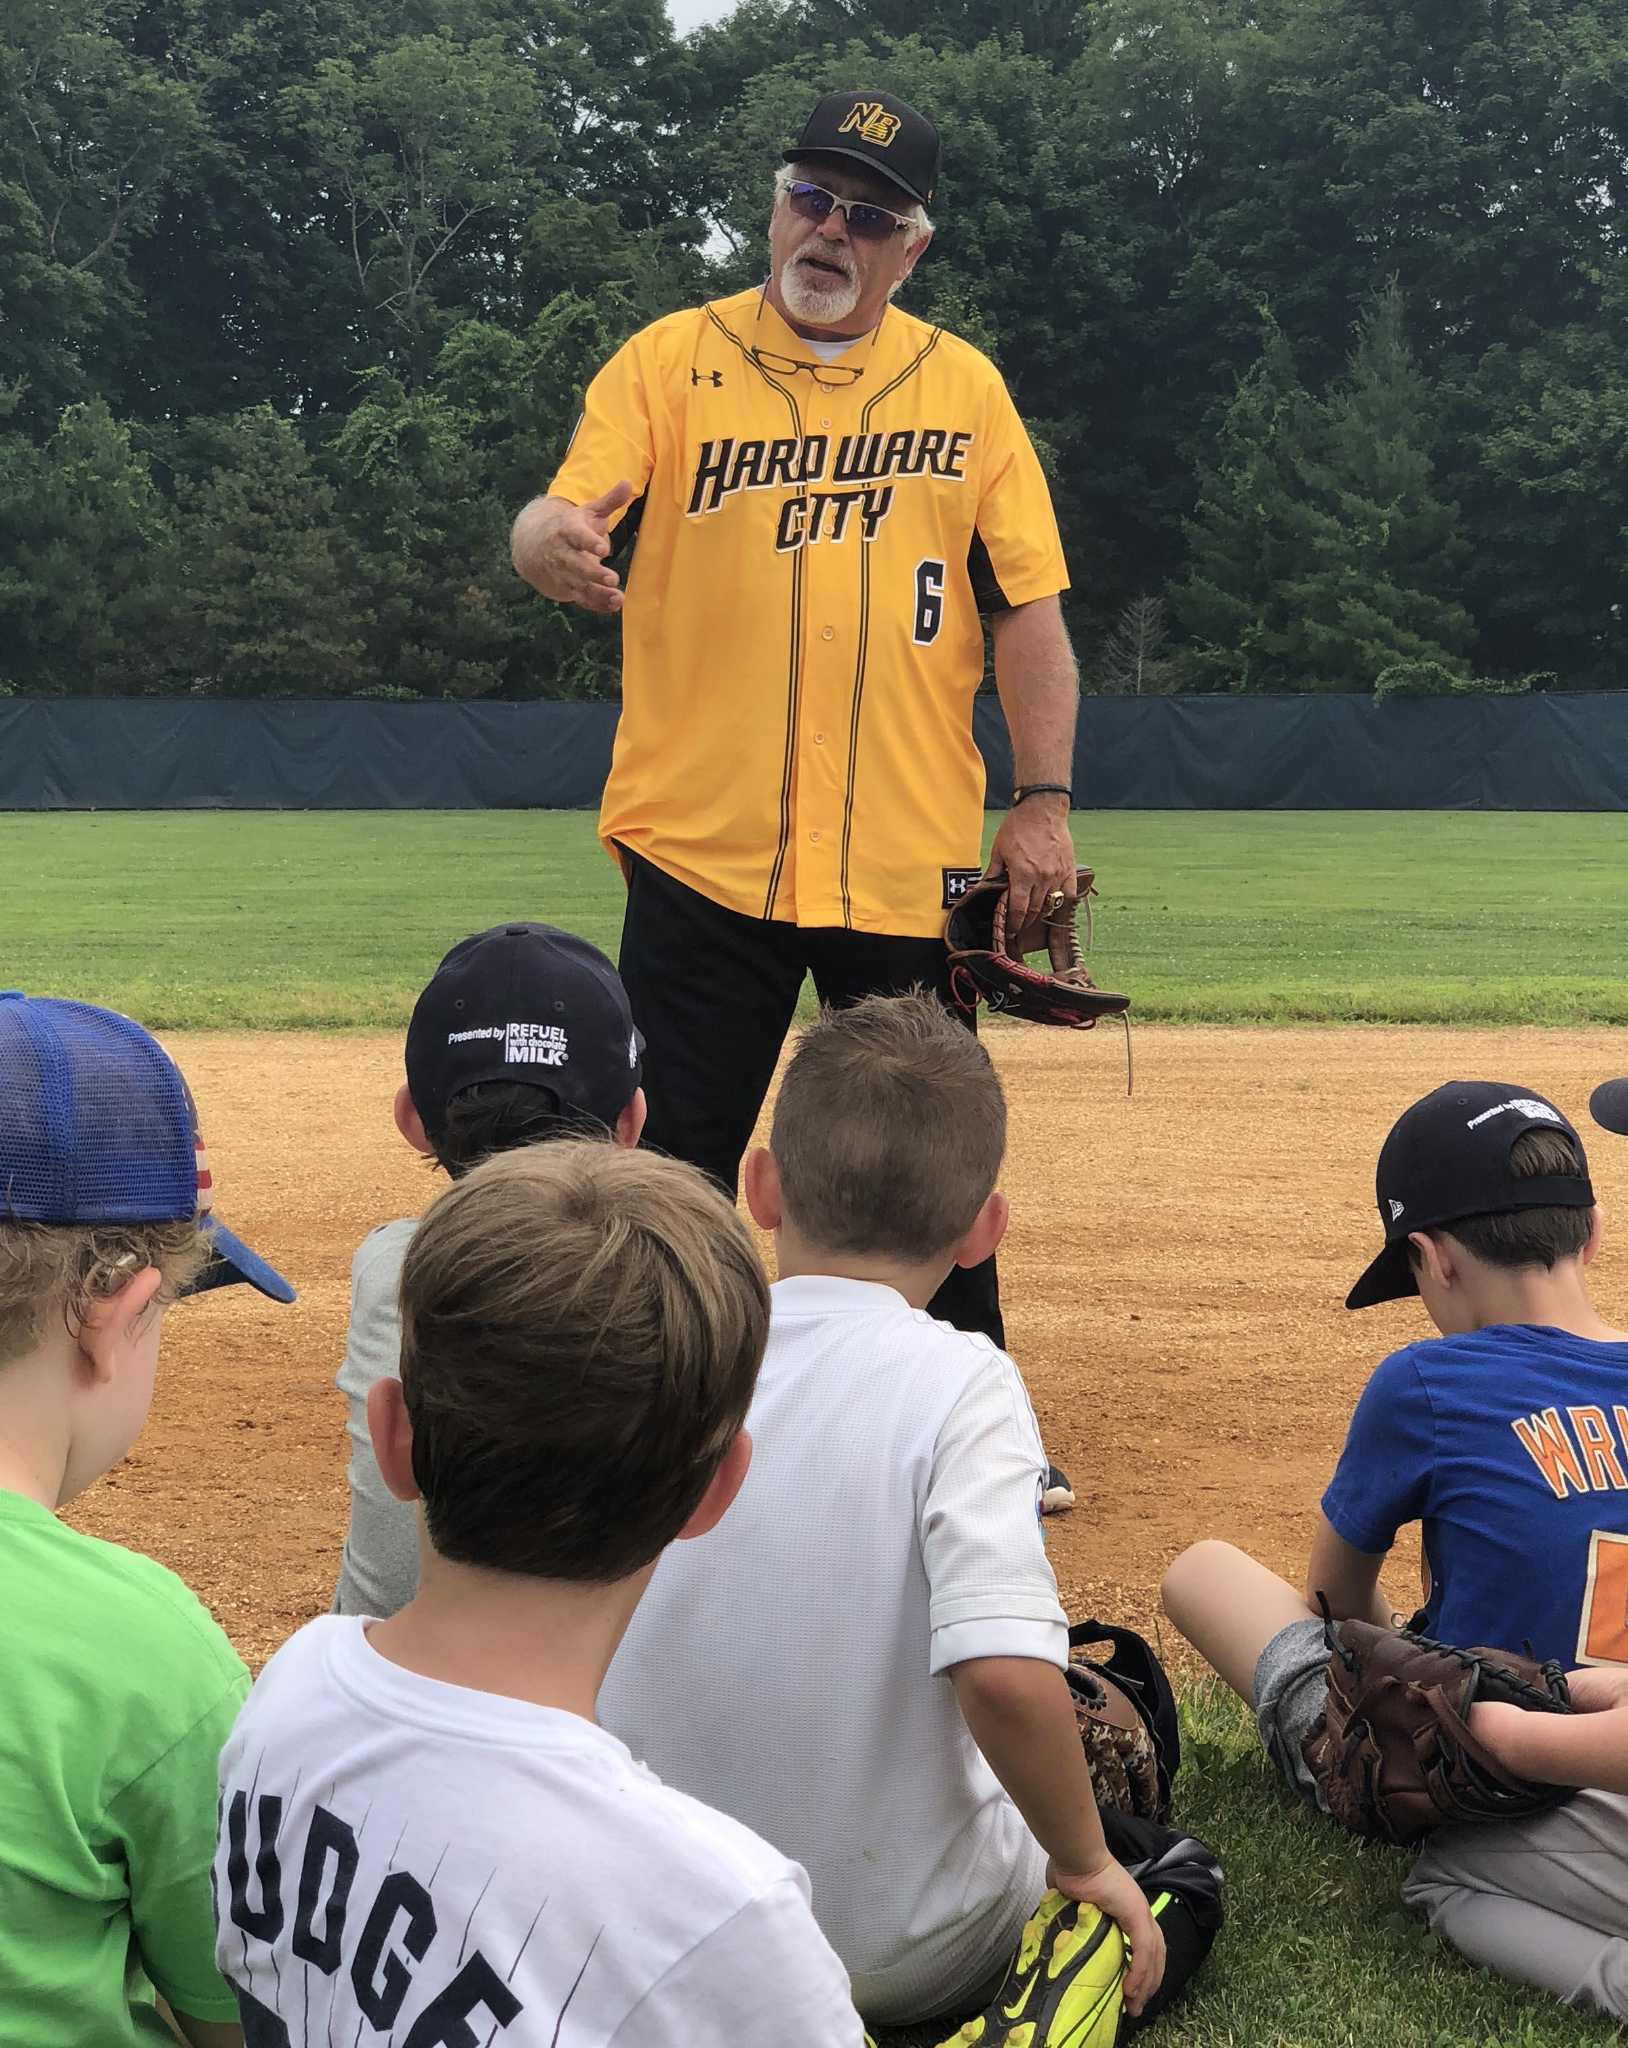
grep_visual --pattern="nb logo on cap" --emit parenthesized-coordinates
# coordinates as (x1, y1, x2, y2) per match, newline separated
(839, 101, 901, 146)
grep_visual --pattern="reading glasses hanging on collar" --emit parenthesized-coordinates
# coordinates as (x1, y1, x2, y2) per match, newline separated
(748, 347, 865, 387)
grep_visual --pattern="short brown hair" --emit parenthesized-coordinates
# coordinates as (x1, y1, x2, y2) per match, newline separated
(398, 1140, 769, 1583)
(1418, 1127, 1593, 1272)
(430, 1082, 608, 1179)
(0, 1220, 207, 1368)
(770, 992, 1005, 1261)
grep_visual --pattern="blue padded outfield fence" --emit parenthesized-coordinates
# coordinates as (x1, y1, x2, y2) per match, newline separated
(2, 692, 1625, 811)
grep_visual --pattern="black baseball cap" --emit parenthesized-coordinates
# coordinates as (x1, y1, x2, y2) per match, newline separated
(1346, 1080, 1594, 1310)
(783, 90, 940, 207)
(405, 924, 643, 1146)
(1591, 1079, 1628, 1137)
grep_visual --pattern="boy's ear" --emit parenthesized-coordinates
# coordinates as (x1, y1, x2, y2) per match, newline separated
(76, 1265, 165, 1382)
(677, 1429, 752, 1543)
(393, 1084, 434, 1158)
(1408, 1228, 1454, 1291)
(954, 1189, 1009, 1270)
(743, 1148, 783, 1232)
(1583, 1205, 1604, 1267)
(615, 1087, 647, 1150)
(367, 1376, 421, 1503)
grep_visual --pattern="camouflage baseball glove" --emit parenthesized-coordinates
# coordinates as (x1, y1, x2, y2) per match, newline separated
(1301, 1607, 1580, 1846)
(1067, 1621, 1180, 1824)
(946, 868, 1130, 1029)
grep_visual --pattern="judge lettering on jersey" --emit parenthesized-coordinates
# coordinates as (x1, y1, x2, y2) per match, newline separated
(511, 89, 1079, 1348)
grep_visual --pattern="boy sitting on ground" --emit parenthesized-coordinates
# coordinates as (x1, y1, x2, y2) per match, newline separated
(216, 1141, 867, 2045)
(334, 920, 644, 1618)
(599, 992, 1165, 2034)
(1162, 1079, 1628, 2019)
(0, 993, 294, 2046)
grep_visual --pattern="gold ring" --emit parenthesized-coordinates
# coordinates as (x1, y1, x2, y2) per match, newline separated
(1046, 889, 1066, 911)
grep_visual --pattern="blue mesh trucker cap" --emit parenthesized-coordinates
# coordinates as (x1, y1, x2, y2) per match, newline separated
(0, 993, 295, 1303)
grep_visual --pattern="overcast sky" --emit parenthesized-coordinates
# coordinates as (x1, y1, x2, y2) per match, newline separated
(667, 0, 738, 36)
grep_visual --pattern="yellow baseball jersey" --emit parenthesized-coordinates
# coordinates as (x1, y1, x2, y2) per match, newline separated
(550, 286, 1068, 937)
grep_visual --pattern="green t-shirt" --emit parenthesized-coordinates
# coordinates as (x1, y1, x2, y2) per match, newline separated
(0, 1489, 249, 2044)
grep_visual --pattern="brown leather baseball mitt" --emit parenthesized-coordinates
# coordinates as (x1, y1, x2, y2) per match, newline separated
(945, 868, 1130, 1029)
(1301, 1608, 1580, 1846)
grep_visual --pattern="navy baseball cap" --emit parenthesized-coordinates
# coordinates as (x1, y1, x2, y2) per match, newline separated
(405, 924, 643, 1146)
(784, 90, 940, 206)
(1346, 1081, 1594, 1310)
(1591, 1079, 1628, 1137)
(0, 993, 295, 1302)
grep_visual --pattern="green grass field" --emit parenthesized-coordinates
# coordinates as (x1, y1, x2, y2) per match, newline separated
(879, 1685, 1623, 2048)
(3, 807, 1627, 1029)
(7, 805, 1624, 2043)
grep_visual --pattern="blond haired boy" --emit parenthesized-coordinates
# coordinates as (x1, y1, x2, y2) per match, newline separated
(0, 992, 294, 2047)
(216, 1142, 866, 2045)
(600, 993, 1165, 2033)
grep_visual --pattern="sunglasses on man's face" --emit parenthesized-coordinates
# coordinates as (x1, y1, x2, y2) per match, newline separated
(785, 179, 913, 243)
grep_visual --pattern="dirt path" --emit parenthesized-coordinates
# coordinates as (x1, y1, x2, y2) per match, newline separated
(66, 1024, 1628, 1667)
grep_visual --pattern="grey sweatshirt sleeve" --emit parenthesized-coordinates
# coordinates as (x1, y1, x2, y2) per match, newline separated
(332, 1219, 421, 1620)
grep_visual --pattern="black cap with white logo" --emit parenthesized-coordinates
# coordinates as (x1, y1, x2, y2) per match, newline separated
(405, 924, 643, 1146)
(784, 90, 941, 206)
(1591, 1079, 1628, 1137)
(1346, 1080, 1594, 1310)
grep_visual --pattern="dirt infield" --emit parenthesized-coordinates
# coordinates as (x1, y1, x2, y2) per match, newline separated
(66, 1023, 1628, 1669)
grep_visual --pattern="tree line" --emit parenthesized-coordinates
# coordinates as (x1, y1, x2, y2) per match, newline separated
(2, 0, 1624, 700)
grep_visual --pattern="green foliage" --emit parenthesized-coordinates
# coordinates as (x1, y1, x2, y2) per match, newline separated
(0, 400, 177, 692)
(0, 0, 218, 426)
(1375, 666, 1538, 703)
(2, 0, 1628, 693)
(1178, 291, 1472, 691)
(279, 35, 540, 379)
(1277, 286, 1471, 692)
(1094, 595, 1176, 695)
(1373, 661, 1465, 703)
(170, 406, 364, 697)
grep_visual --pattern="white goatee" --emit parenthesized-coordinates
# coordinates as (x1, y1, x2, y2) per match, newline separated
(779, 251, 862, 326)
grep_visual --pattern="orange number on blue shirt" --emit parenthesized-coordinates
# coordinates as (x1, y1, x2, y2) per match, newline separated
(1578, 1529, 1628, 1665)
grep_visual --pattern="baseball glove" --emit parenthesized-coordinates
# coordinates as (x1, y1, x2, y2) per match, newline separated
(946, 869, 1130, 1029)
(1067, 1621, 1180, 1824)
(1300, 1605, 1580, 1846)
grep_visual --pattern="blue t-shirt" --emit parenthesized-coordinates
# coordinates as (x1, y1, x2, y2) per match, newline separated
(1322, 1324, 1628, 1666)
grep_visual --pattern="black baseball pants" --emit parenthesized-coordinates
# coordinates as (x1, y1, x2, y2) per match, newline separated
(616, 848, 1003, 1346)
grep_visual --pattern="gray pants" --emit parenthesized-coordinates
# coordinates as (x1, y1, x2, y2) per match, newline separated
(1253, 1620, 1628, 2022)
(1405, 1795, 1628, 2021)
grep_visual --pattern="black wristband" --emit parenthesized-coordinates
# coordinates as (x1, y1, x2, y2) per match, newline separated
(1012, 783, 1072, 806)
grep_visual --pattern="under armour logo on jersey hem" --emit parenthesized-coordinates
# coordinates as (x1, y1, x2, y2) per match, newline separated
(691, 368, 723, 387)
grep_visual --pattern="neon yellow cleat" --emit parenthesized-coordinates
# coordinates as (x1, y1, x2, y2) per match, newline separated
(935, 1891, 1126, 2048)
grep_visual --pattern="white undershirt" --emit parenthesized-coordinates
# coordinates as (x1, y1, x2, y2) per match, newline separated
(805, 334, 861, 361)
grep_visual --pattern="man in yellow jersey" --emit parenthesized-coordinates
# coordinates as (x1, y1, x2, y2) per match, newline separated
(511, 90, 1079, 1351)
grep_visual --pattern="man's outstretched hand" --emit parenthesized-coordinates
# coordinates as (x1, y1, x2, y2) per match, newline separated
(513, 482, 635, 613)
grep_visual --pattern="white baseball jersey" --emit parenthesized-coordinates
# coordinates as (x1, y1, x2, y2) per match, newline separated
(214, 1618, 864, 2046)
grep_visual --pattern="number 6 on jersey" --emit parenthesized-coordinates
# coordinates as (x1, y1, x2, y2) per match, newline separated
(913, 559, 945, 645)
